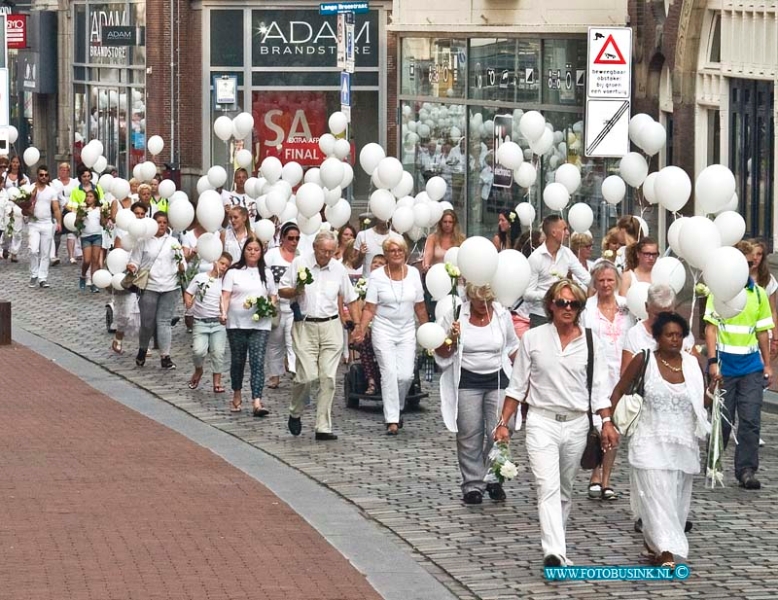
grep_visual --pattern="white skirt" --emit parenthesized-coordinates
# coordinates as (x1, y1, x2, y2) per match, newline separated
(633, 467, 692, 558)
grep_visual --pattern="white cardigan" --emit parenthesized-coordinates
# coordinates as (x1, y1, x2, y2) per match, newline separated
(435, 301, 519, 432)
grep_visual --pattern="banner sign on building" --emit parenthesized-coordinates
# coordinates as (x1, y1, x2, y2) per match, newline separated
(6, 14, 25, 50)
(101, 25, 136, 46)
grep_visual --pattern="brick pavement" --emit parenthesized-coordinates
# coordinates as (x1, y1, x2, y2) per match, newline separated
(0, 341, 382, 600)
(3, 252, 778, 598)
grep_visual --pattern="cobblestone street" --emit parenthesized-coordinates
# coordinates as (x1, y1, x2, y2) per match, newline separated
(3, 253, 778, 599)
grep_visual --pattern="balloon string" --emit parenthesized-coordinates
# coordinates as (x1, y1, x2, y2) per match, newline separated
(690, 267, 701, 326)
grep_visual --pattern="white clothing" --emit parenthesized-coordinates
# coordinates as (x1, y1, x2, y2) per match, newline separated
(3, 172, 29, 189)
(505, 323, 611, 417)
(623, 321, 696, 357)
(572, 259, 595, 288)
(224, 191, 258, 221)
(280, 254, 357, 319)
(31, 186, 58, 222)
(265, 247, 295, 312)
(181, 230, 213, 274)
(222, 267, 277, 330)
(365, 266, 424, 328)
(372, 318, 417, 423)
(582, 296, 635, 392)
(223, 227, 249, 265)
(354, 228, 403, 272)
(80, 207, 103, 237)
(523, 243, 592, 317)
(436, 302, 519, 432)
(129, 234, 184, 293)
(28, 221, 53, 281)
(267, 311, 295, 377)
(185, 272, 223, 319)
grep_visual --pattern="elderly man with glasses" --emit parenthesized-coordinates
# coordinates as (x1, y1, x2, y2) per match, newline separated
(27, 166, 62, 289)
(495, 279, 618, 568)
(279, 230, 362, 441)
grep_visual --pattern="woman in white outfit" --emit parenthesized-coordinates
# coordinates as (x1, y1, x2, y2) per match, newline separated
(582, 262, 634, 500)
(435, 283, 519, 504)
(111, 202, 146, 354)
(356, 237, 428, 435)
(1, 155, 30, 261)
(264, 222, 300, 388)
(612, 312, 709, 569)
(221, 206, 250, 265)
(619, 237, 658, 296)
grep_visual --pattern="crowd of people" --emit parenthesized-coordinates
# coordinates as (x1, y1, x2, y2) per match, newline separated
(0, 156, 774, 574)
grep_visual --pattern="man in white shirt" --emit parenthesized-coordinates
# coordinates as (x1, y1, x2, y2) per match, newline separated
(28, 166, 62, 289)
(354, 222, 402, 272)
(495, 280, 618, 567)
(279, 231, 362, 440)
(523, 215, 592, 328)
(223, 168, 257, 221)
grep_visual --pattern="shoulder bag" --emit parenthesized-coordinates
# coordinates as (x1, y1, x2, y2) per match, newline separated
(580, 328, 603, 470)
(612, 349, 650, 437)
(121, 236, 167, 293)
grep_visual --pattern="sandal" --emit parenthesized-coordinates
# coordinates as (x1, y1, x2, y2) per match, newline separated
(588, 483, 602, 499)
(188, 377, 201, 390)
(111, 338, 123, 354)
(266, 376, 280, 389)
(386, 423, 399, 435)
(230, 399, 242, 413)
(601, 487, 618, 501)
(655, 551, 675, 570)
(213, 385, 226, 393)
(365, 380, 377, 395)
(252, 401, 269, 418)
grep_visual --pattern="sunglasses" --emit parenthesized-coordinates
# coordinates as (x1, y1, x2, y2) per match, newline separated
(286, 235, 300, 241)
(553, 299, 583, 310)
(38, 173, 49, 178)
(641, 252, 660, 258)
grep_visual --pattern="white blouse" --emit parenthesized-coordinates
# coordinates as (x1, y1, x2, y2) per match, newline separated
(365, 266, 424, 328)
(222, 266, 277, 330)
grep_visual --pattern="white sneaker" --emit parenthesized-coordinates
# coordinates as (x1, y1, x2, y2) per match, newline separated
(759, 438, 765, 447)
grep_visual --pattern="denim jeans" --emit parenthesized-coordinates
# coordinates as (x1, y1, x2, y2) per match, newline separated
(191, 319, 227, 373)
(721, 369, 764, 480)
(138, 289, 179, 355)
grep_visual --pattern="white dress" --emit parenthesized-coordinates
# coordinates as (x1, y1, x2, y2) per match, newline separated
(629, 353, 701, 558)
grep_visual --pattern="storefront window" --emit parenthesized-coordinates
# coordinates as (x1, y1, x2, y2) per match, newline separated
(469, 39, 540, 104)
(401, 38, 466, 99)
(542, 39, 586, 106)
(211, 10, 244, 67)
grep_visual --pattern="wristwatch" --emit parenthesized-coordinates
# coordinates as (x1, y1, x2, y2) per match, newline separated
(707, 357, 718, 366)
(602, 416, 612, 424)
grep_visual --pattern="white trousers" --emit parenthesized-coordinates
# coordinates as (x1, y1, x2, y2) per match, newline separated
(28, 221, 53, 281)
(371, 318, 416, 424)
(266, 310, 295, 377)
(525, 408, 589, 563)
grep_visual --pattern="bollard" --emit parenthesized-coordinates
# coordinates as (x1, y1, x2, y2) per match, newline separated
(0, 300, 10, 345)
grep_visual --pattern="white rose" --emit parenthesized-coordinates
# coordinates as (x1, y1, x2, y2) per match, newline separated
(499, 461, 518, 480)
(252, 314, 260, 322)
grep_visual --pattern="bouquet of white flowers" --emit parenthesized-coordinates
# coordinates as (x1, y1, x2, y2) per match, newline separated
(484, 442, 519, 484)
(297, 266, 314, 286)
(354, 277, 368, 299)
(243, 296, 278, 321)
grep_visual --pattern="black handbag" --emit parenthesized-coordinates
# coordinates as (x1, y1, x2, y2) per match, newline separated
(580, 328, 603, 470)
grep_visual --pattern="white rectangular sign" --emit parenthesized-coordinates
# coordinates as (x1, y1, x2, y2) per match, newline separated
(345, 20, 355, 73)
(587, 27, 632, 99)
(585, 99, 630, 157)
(0, 68, 8, 127)
(336, 14, 346, 69)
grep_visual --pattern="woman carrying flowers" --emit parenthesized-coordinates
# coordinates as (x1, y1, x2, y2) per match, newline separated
(1, 154, 30, 262)
(184, 252, 232, 393)
(78, 189, 106, 293)
(220, 235, 277, 416)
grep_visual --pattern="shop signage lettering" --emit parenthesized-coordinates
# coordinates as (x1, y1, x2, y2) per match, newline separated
(90, 9, 130, 59)
(102, 26, 136, 46)
(6, 14, 27, 50)
(257, 21, 369, 55)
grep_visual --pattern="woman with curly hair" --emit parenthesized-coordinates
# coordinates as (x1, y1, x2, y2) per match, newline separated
(492, 208, 521, 251)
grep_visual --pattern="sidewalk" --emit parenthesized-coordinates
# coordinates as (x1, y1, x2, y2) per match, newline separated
(0, 342, 382, 600)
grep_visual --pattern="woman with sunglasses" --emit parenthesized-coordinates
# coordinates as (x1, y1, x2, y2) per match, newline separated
(221, 206, 251, 265)
(619, 237, 659, 297)
(264, 222, 300, 389)
(495, 279, 617, 567)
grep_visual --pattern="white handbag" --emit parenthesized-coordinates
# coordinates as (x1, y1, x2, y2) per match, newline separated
(613, 349, 649, 437)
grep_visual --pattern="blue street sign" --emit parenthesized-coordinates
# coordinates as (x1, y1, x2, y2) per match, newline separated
(319, 2, 369, 15)
(340, 72, 351, 106)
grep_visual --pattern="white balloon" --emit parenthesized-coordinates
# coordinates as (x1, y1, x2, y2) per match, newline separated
(407, 226, 424, 242)
(143, 217, 159, 239)
(543, 182, 570, 211)
(628, 113, 654, 146)
(207, 165, 227, 189)
(253, 219, 276, 243)
(128, 218, 147, 239)
(426, 263, 454, 301)
(643, 172, 659, 205)
(427, 201, 443, 228)
(88, 139, 104, 156)
(115, 208, 134, 231)
(568, 203, 594, 233)
(516, 202, 535, 227)
(304, 167, 322, 187)
(651, 257, 686, 294)
(168, 198, 195, 231)
(626, 281, 651, 320)
(279, 202, 298, 223)
(391, 171, 414, 198)
(716, 193, 739, 214)
(80, 145, 98, 168)
(426, 176, 447, 202)
(329, 112, 348, 135)
(714, 289, 748, 319)
(170, 190, 189, 205)
(530, 128, 554, 155)
(515, 163, 537, 188)
(443, 247, 459, 267)
(23, 147, 40, 167)
(197, 232, 223, 262)
(106, 248, 130, 275)
(678, 215, 722, 269)
(490, 250, 532, 306)
(333, 138, 351, 160)
(435, 295, 462, 323)
(377, 157, 404, 190)
(7, 125, 18, 144)
(635, 215, 649, 237)
(619, 152, 649, 187)
(496, 141, 523, 170)
(235, 149, 253, 169)
(397, 195, 414, 209)
(296, 182, 325, 218)
(147, 135, 164, 156)
(601, 175, 627, 205)
(298, 213, 322, 235)
(132, 163, 143, 181)
(196, 175, 213, 195)
(714, 211, 746, 247)
(92, 269, 113, 289)
(260, 156, 283, 183)
(98, 174, 114, 194)
(318, 133, 336, 157)
(696, 164, 737, 215)
(323, 199, 352, 229)
(413, 203, 431, 228)
(555, 163, 581, 195)
(391, 206, 415, 234)
(93, 156, 108, 174)
(704, 246, 749, 302)
(63, 212, 78, 232)
(281, 162, 303, 187)
(112, 271, 128, 291)
(519, 111, 546, 142)
(233, 112, 255, 138)
(667, 217, 688, 257)
(359, 143, 385, 175)
(320, 157, 345, 190)
(416, 322, 447, 351)
(139, 161, 156, 182)
(324, 186, 342, 207)
(340, 163, 354, 188)
(457, 236, 499, 285)
(369, 189, 396, 222)
(266, 189, 287, 217)
(196, 190, 226, 232)
(213, 116, 233, 141)
(655, 166, 692, 213)
(256, 195, 272, 219)
(639, 121, 666, 156)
